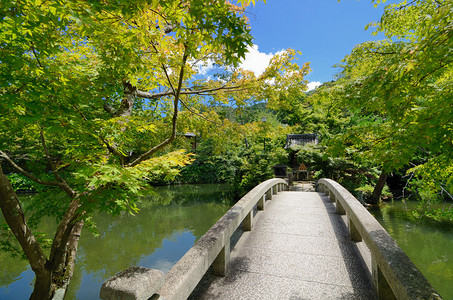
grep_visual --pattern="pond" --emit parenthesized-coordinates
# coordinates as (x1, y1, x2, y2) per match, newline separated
(0, 184, 235, 300)
(369, 201, 453, 299)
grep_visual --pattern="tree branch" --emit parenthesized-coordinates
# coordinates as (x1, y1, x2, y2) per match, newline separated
(39, 130, 76, 197)
(135, 84, 245, 99)
(103, 103, 117, 116)
(72, 104, 126, 163)
(0, 150, 63, 188)
(179, 98, 221, 125)
(31, 44, 43, 68)
(415, 60, 453, 86)
(49, 196, 83, 278)
(128, 48, 189, 167)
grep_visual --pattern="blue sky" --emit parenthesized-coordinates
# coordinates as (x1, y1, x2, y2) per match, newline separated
(242, 0, 393, 89)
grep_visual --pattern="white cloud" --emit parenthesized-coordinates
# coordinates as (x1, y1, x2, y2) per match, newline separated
(194, 59, 215, 75)
(306, 81, 322, 91)
(239, 45, 285, 77)
(192, 45, 286, 78)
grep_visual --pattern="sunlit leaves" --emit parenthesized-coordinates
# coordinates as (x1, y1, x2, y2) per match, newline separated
(72, 150, 193, 214)
(328, 0, 453, 205)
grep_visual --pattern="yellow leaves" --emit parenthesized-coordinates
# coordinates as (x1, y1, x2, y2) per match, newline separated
(132, 150, 194, 181)
(133, 149, 193, 170)
(135, 123, 156, 133)
(12, 105, 26, 116)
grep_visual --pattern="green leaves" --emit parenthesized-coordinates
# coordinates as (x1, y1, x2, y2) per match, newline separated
(323, 0, 453, 205)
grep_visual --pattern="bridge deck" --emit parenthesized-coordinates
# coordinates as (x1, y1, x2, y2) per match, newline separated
(190, 183, 376, 299)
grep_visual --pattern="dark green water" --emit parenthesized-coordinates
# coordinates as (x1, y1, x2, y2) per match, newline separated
(369, 201, 453, 299)
(0, 184, 234, 300)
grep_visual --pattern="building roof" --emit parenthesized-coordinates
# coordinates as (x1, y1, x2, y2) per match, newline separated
(285, 134, 318, 149)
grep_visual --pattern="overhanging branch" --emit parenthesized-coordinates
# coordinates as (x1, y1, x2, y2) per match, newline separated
(0, 150, 63, 188)
(128, 48, 190, 167)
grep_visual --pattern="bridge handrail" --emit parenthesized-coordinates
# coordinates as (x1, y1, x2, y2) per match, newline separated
(100, 178, 288, 300)
(317, 178, 441, 300)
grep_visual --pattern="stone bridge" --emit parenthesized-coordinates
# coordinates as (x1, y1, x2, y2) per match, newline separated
(100, 178, 442, 300)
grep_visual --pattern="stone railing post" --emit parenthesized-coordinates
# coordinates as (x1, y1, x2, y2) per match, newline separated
(100, 266, 164, 300)
(348, 217, 362, 242)
(372, 256, 395, 300)
(257, 194, 265, 210)
(328, 190, 335, 202)
(336, 196, 346, 215)
(267, 189, 272, 201)
(213, 239, 231, 276)
(242, 210, 253, 231)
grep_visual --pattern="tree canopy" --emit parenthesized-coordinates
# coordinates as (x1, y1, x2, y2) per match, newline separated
(0, 0, 314, 298)
(321, 0, 452, 205)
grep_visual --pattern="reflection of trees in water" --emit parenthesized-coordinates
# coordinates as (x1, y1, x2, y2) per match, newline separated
(142, 184, 236, 207)
(370, 202, 453, 298)
(64, 184, 234, 299)
(1, 184, 234, 299)
(0, 257, 29, 287)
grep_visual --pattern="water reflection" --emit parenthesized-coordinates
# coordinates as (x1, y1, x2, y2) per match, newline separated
(0, 184, 234, 300)
(370, 201, 453, 299)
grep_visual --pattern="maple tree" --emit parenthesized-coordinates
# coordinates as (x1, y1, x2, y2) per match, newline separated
(0, 0, 286, 298)
(324, 0, 453, 205)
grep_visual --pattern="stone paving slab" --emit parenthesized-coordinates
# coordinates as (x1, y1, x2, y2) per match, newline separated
(195, 270, 375, 300)
(225, 245, 370, 287)
(190, 190, 376, 300)
(249, 218, 339, 239)
(265, 199, 337, 215)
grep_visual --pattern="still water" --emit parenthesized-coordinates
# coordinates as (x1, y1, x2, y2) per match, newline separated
(370, 201, 453, 299)
(0, 184, 234, 299)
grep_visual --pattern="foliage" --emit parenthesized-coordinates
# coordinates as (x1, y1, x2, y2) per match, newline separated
(1, 0, 292, 297)
(356, 184, 392, 201)
(178, 140, 243, 184)
(412, 207, 453, 224)
(5, 173, 36, 192)
(238, 134, 289, 194)
(319, 0, 453, 207)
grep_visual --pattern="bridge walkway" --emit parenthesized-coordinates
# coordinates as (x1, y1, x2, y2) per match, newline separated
(190, 182, 376, 299)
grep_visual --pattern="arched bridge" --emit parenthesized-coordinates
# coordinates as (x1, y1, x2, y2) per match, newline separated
(100, 179, 442, 300)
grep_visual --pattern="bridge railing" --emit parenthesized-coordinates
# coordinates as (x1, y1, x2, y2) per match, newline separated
(100, 178, 288, 300)
(317, 178, 441, 300)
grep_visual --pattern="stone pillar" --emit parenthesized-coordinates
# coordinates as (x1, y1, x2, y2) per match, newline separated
(348, 217, 362, 242)
(336, 199, 346, 215)
(213, 239, 231, 276)
(329, 190, 335, 203)
(372, 256, 397, 300)
(266, 189, 272, 201)
(257, 194, 265, 210)
(242, 210, 253, 231)
(316, 184, 322, 193)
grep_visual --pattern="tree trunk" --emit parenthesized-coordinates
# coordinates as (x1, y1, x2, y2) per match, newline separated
(30, 272, 53, 300)
(0, 164, 83, 299)
(369, 172, 388, 205)
(0, 164, 53, 299)
(51, 219, 84, 295)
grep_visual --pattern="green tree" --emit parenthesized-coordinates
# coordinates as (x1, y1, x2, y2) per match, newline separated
(328, 0, 453, 205)
(0, 1, 264, 298)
